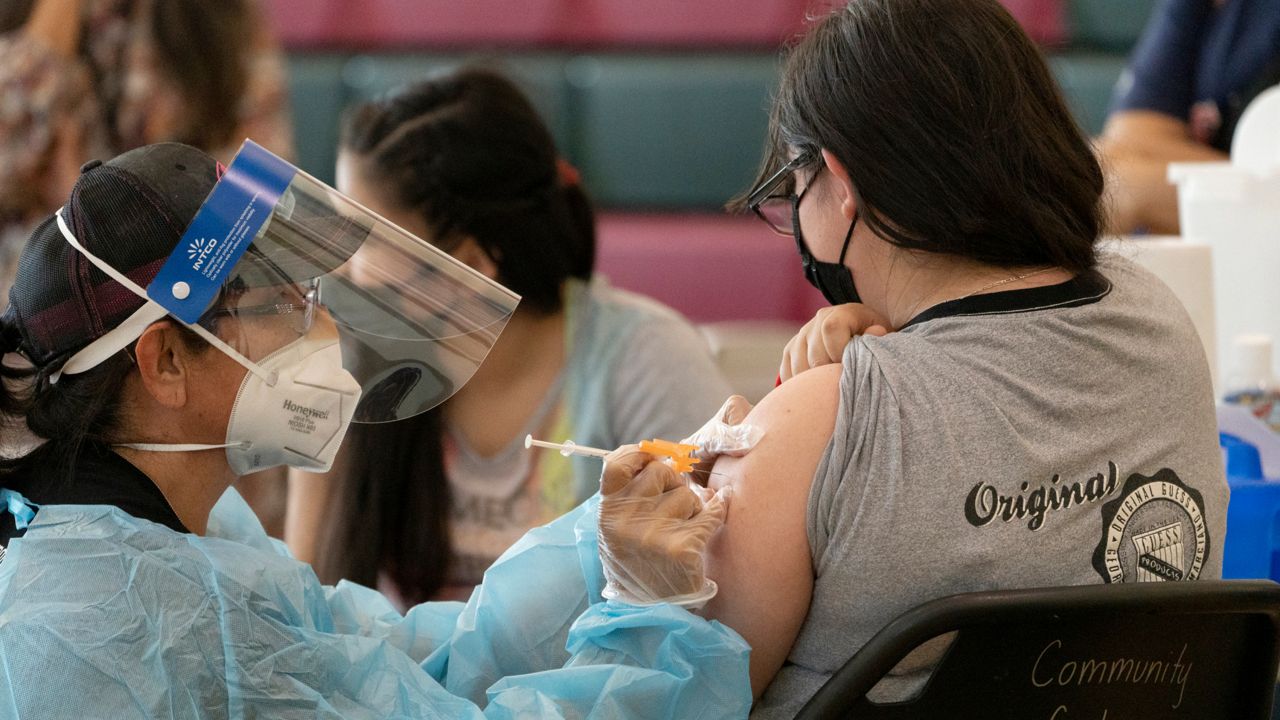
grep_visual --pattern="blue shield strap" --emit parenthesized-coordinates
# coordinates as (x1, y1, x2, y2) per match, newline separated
(147, 139, 297, 324)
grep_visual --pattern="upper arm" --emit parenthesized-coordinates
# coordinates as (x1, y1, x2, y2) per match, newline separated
(23, 0, 82, 59)
(700, 363, 843, 699)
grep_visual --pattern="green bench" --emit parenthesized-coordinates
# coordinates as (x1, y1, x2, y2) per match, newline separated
(283, 0, 1160, 207)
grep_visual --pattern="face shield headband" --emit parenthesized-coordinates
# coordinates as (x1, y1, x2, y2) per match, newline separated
(51, 208, 275, 387)
(46, 141, 521, 473)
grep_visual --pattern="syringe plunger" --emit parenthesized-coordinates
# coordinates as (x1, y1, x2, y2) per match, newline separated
(524, 434, 611, 458)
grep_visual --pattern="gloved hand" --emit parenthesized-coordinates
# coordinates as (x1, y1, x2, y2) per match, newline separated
(682, 394, 759, 486)
(598, 445, 730, 608)
(779, 303, 892, 382)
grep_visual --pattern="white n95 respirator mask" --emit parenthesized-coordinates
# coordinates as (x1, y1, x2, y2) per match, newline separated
(223, 335, 362, 476)
(112, 334, 363, 476)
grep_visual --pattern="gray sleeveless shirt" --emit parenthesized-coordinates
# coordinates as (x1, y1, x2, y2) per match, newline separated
(754, 255, 1228, 718)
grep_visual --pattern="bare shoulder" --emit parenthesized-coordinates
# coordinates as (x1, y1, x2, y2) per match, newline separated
(702, 363, 842, 698)
(708, 362, 843, 495)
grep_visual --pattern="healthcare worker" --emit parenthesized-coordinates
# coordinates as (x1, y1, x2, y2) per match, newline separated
(0, 142, 748, 718)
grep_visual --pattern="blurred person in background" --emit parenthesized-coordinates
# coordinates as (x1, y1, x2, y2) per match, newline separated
(0, 0, 294, 304)
(286, 68, 734, 607)
(1097, 0, 1280, 235)
(0, 0, 296, 535)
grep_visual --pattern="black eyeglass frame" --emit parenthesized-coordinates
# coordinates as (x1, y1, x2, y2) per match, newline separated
(747, 150, 818, 236)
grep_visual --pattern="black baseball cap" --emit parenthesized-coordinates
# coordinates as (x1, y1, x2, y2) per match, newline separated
(5, 143, 219, 369)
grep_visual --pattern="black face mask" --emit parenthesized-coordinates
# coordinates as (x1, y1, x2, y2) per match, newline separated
(793, 204, 860, 306)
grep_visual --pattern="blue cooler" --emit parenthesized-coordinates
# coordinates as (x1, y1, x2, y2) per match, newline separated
(1221, 432, 1280, 581)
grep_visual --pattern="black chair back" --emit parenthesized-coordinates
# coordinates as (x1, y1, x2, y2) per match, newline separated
(796, 580, 1280, 720)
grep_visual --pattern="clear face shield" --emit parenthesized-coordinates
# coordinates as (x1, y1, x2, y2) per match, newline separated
(55, 140, 520, 473)
(149, 140, 520, 424)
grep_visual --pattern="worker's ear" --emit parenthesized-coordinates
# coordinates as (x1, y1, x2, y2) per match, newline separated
(132, 321, 193, 409)
(821, 148, 859, 221)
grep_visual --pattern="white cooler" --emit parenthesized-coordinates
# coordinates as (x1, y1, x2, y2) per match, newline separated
(1169, 85, 1280, 388)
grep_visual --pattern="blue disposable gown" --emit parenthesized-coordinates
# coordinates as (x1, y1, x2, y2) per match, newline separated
(0, 489, 751, 719)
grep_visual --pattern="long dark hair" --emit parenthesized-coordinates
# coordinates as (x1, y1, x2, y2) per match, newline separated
(316, 68, 596, 603)
(0, 0, 37, 31)
(744, 0, 1104, 273)
(0, 337, 134, 483)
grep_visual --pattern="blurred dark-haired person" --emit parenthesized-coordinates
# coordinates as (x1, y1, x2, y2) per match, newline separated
(694, 0, 1228, 714)
(1097, 0, 1280, 235)
(0, 0, 294, 303)
(285, 68, 732, 606)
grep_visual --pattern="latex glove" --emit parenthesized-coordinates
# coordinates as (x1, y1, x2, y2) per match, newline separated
(779, 303, 891, 382)
(598, 445, 730, 608)
(682, 394, 758, 486)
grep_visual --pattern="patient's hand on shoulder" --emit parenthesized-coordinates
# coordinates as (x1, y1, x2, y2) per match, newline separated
(699, 363, 843, 699)
(780, 303, 890, 382)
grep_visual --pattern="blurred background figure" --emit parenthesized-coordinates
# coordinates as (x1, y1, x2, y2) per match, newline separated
(1097, 0, 1280, 235)
(285, 68, 732, 606)
(0, 0, 294, 304)
(0, 0, 295, 534)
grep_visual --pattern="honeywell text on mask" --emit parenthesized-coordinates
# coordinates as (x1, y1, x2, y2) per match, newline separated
(283, 399, 330, 421)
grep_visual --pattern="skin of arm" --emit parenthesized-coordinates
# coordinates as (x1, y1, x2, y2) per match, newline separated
(700, 362, 843, 699)
(24, 0, 81, 58)
(285, 463, 338, 565)
(1096, 110, 1228, 235)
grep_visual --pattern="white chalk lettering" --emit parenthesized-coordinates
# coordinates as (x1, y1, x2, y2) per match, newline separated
(1031, 639, 1192, 709)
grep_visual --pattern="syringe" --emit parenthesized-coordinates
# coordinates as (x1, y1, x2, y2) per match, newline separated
(524, 434, 723, 479)
(524, 435, 610, 458)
